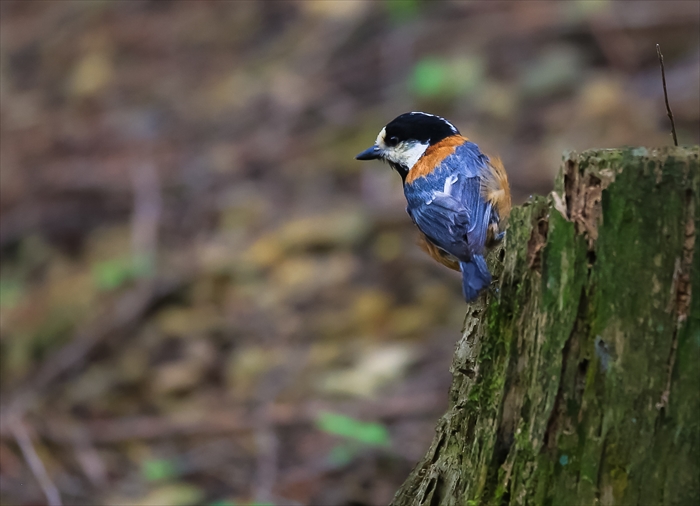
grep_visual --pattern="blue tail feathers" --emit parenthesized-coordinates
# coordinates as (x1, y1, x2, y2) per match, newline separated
(460, 256, 491, 302)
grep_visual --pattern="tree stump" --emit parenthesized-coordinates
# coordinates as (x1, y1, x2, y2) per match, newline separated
(391, 147, 699, 506)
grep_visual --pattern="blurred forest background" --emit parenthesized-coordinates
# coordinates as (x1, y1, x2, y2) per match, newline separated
(0, 1, 698, 505)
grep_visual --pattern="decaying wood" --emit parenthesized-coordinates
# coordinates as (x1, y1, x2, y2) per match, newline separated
(392, 147, 699, 506)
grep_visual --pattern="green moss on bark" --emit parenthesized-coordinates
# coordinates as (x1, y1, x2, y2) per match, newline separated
(392, 147, 699, 506)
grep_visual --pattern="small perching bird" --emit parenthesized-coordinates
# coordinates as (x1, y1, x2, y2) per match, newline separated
(356, 112, 511, 301)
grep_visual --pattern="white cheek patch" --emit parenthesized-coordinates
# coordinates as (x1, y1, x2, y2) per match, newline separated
(381, 140, 429, 169)
(397, 141, 429, 169)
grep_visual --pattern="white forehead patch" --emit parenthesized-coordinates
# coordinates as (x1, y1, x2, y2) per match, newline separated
(375, 127, 387, 147)
(408, 111, 459, 134)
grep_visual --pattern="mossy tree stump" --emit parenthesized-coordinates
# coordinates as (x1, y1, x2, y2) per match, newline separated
(392, 147, 699, 506)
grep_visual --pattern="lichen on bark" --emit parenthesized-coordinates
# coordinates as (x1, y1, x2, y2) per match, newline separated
(391, 147, 699, 506)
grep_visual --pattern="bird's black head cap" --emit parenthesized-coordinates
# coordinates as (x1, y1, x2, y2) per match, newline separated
(383, 112, 460, 147)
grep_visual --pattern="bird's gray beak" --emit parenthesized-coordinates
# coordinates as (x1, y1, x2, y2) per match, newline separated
(355, 145, 382, 160)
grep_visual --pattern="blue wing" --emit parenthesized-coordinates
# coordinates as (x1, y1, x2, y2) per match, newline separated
(407, 174, 491, 259)
(403, 140, 496, 300)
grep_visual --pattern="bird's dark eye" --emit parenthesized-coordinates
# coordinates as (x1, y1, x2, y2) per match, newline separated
(387, 136, 399, 147)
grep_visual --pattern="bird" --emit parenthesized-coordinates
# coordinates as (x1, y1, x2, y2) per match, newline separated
(356, 112, 511, 301)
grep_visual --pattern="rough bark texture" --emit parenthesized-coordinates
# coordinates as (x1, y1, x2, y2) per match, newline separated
(391, 147, 699, 506)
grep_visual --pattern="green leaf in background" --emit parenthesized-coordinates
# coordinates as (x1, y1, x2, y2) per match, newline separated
(411, 55, 485, 99)
(93, 258, 132, 290)
(208, 500, 238, 506)
(141, 458, 178, 482)
(316, 411, 390, 447)
(92, 253, 155, 291)
(412, 57, 449, 98)
(385, 0, 421, 23)
(0, 278, 24, 309)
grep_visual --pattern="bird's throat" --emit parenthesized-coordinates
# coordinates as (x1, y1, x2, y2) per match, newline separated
(388, 161, 410, 182)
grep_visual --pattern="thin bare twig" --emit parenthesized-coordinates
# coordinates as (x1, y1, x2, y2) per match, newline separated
(253, 423, 279, 504)
(9, 418, 62, 506)
(253, 345, 309, 503)
(656, 44, 678, 146)
(129, 160, 161, 273)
